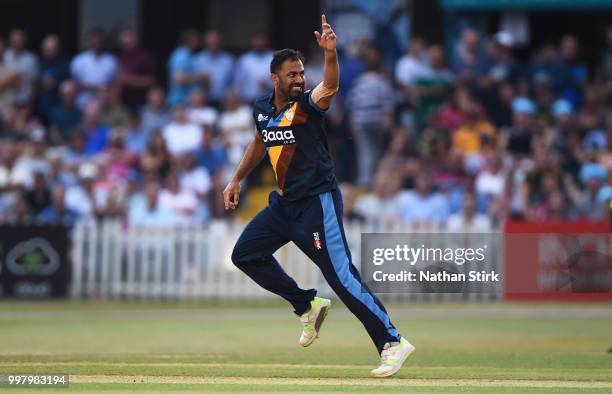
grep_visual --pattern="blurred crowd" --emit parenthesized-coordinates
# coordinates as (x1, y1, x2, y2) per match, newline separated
(0, 26, 611, 229)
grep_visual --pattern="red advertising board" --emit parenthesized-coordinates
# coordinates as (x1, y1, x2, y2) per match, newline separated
(504, 221, 612, 301)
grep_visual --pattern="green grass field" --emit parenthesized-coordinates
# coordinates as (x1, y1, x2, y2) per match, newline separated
(0, 301, 611, 393)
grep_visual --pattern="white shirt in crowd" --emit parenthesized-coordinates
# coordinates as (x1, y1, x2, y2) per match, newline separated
(476, 170, 506, 198)
(158, 188, 198, 225)
(162, 121, 202, 156)
(3, 49, 38, 101)
(353, 192, 409, 225)
(446, 213, 491, 232)
(70, 50, 117, 107)
(180, 167, 211, 196)
(218, 105, 254, 165)
(186, 106, 218, 128)
(233, 50, 273, 102)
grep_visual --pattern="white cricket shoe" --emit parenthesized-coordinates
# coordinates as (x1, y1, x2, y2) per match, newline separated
(299, 297, 331, 347)
(371, 337, 415, 377)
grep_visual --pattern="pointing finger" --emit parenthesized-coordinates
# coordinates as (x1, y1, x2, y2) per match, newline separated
(322, 14, 327, 26)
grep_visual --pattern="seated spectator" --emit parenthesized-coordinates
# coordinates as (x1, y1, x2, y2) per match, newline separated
(353, 170, 408, 226)
(195, 126, 227, 179)
(36, 35, 69, 122)
(500, 97, 537, 157)
(38, 186, 79, 225)
(140, 86, 171, 133)
(99, 85, 130, 128)
(554, 35, 587, 107)
(162, 104, 202, 156)
(179, 153, 211, 200)
(140, 131, 171, 178)
(158, 169, 198, 225)
(475, 155, 507, 203)
(451, 28, 486, 85)
(401, 172, 450, 227)
(451, 107, 495, 156)
(446, 190, 491, 232)
(232, 33, 273, 103)
(128, 179, 175, 226)
(80, 101, 110, 155)
(186, 88, 217, 128)
(23, 171, 51, 215)
(3, 28, 38, 104)
(437, 85, 485, 132)
(167, 29, 200, 107)
(193, 30, 235, 106)
(65, 162, 106, 219)
(70, 29, 117, 108)
(123, 110, 151, 155)
(218, 90, 253, 168)
(116, 28, 156, 109)
(0, 37, 21, 114)
(49, 80, 81, 144)
(568, 163, 609, 220)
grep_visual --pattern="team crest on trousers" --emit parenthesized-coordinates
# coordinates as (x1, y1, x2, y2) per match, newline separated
(313, 232, 322, 250)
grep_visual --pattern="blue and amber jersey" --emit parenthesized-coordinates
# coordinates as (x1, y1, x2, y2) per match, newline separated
(253, 90, 338, 201)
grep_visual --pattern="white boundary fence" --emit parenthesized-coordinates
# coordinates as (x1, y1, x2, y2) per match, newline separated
(71, 220, 502, 301)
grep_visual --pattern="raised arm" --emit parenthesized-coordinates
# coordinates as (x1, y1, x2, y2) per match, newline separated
(223, 133, 267, 210)
(311, 14, 339, 110)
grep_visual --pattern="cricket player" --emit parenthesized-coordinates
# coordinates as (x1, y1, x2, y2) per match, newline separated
(223, 15, 414, 377)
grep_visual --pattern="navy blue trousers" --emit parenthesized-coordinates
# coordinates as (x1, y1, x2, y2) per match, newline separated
(231, 189, 400, 353)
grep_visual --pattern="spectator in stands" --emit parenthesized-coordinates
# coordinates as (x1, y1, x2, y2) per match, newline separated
(500, 97, 537, 157)
(36, 35, 69, 122)
(116, 27, 156, 109)
(123, 110, 151, 155)
(353, 170, 408, 226)
(401, 171, 450, 227)
(140, 131, 171, 178)
(232, 32, 273, 103)
(80, 101, 110, 155)
(158, 169, 198, 225)
(140, 86, 171, 133)
(3, 28, 38, 104)
(446, 190, 491, 232)
(394, 37, 429, 130)
(304, 47, 324, 90)
(193, 30, 235, 106)
(162, 104, 201, 156)
(218, 89, 253, 170)
(65, 162, 105, 219)
(167, 29, 199, 107)
(179, 153, 211, 222)
(569, 163, 609, 220)
(185, 88, 218, 128)
(554, 35, 587, 107)
(195, 126, 226, 179)
(437, 84, 485, 132)
(451, 28, 485, 85)
(48, 80, 81, 144)
(413, 45, 455, 130)
(0, 37, 21, 114)
(128, 179, 174, 226)
(99, 85, 130, 128)
(70, 29, 117, 108)
(23, 171, 51, 215)
(38, 185, 78, 224)
(347, 44, 394, 186)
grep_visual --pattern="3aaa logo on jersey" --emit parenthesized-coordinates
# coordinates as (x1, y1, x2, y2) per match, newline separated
(261, 129, 296, 144)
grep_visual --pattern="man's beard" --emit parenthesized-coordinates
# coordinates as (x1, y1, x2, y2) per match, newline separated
(287, 83, 304, 99)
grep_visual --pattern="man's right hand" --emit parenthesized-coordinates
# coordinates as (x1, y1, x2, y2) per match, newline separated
(223, 180, 241, 210)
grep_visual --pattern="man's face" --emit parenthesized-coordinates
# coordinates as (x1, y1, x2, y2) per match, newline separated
(273, 59, 305, 100)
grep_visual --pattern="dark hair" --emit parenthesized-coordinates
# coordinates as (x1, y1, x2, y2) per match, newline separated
(270, 48, 305, 74)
